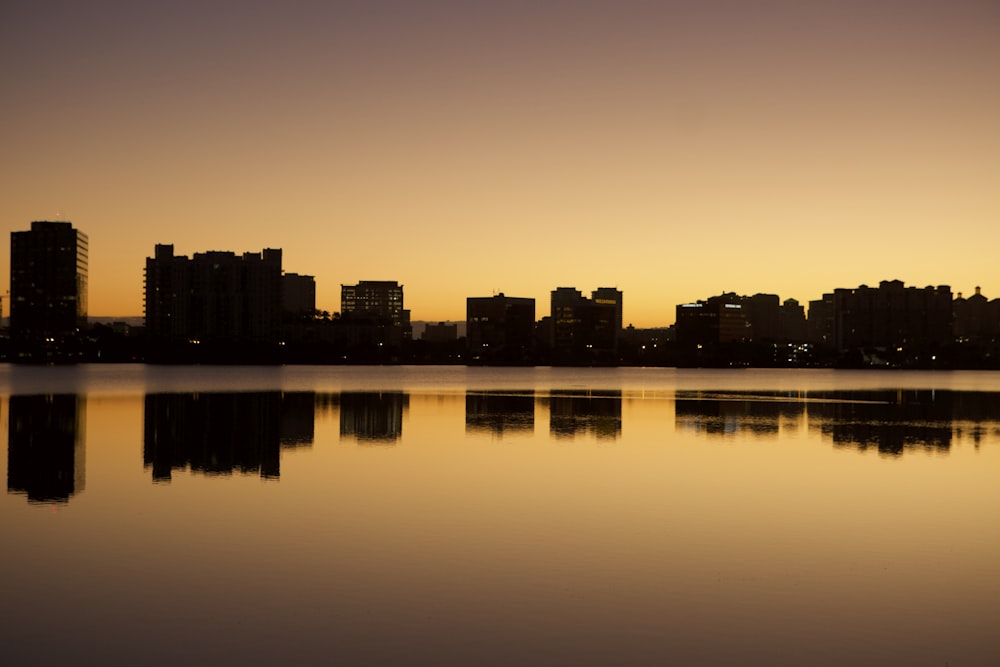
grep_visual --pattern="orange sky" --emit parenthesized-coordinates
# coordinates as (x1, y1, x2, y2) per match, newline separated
(1, 1, 997, 326)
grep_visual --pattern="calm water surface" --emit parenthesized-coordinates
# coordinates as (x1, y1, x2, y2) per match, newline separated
(2, 365, 999, 666)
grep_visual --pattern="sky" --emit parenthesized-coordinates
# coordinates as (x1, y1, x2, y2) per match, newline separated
(1, 0, 997, 326)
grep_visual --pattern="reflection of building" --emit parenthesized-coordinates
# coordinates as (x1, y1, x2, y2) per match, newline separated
(465, 391, 534, 435)
(339, 392, 408, 443)
(280, 392, 317, 446)
(547, 390, 622, 439)
(467, 294, 536, 363)
(144, 244, 283, 343)
(143, 392, 315, 480)
(674, 392, 804, 438)
(341, 280, 411, 338)
(807, 390, 954, 456)
(7, 394, 86, 503)
(10, 221, 89, 358)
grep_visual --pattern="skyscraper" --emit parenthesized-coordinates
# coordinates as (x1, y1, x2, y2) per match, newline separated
(9, 221, 89, 357)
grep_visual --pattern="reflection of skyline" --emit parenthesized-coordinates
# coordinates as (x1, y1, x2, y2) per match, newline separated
(7, 394, 86, 504)
(675, 391, 805, 438)
(143, 392, 316, 481)
(465, 391, 534, 436)
(675, 390, 1000, 456)
(545, 390, 622, 440)
(339, 392, 408, 443)
(807, 390, 956, 457)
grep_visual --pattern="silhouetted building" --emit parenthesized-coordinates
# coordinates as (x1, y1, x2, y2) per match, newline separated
(953, 286, 999, 343)
(423, 322, 458, 342)
(9, 221, 89, 358)
(779, 298, 808, 342)
(144, 244, 283, 344)
(467, 293, 535, 363)
(743, 293, 782, 341)
(808, 293, 835, 346)
(283, 273, 316, 317)
(341, 280, 411, 338)
(550, 287, 619, 361)
(676, 293, 750, 346)
(591, 287, 623, 336)
(7, 394, 86, 503)
(832, 280, 952, 355)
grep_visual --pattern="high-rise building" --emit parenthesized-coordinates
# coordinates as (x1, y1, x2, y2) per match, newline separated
(591, 287, 623, 334)
(467, 293, 536, 363)
(9, 221, 89, 353)
(831, 280, 952, 353)
(778, 298, 808, 342)
(341, 280, 411, 337)
(807, 293, 835, 346)
(144, 244, 283, 343)
(550, 287, 619, 359)
(282, 273, 316, 317)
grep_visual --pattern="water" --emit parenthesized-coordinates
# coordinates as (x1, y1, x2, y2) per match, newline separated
(2, 365, 999, 666)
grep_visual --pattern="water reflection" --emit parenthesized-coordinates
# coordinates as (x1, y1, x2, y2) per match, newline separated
(676, 389, 1000, 456)
(338, 391, 407, 443)
(143, 392, 315, 481)
(465, 391, 534, 436)
(544, 390, 622, 440)
(675, 391, 805, 438)
(7, 394, 85, 503)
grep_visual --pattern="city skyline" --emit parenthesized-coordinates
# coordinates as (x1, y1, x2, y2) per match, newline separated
(5, 223, 999, 332)
(2, 1, 998, 326)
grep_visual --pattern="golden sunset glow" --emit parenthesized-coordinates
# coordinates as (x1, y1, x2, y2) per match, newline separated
(2, 1, 998, 325)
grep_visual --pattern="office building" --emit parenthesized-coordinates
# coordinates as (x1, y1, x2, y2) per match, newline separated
(9, 221, 88, 352)
(550, 287, 620, 359)
(467, 293, 535, 362)
(675, 293, 751, 346)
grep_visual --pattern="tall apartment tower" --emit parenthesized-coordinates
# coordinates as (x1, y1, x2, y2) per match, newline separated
(144, 244, 283, 343)
(341, 280, 411, 336)
(10, 221, 89, 351)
